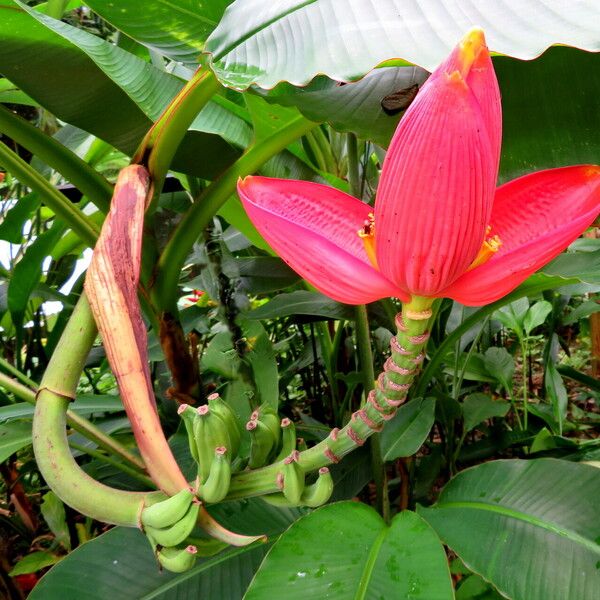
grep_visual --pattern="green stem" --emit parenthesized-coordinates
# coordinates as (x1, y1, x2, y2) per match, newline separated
(520, 336, 529, 430)
(304, 130, 328, 172)
(315, 320, 338, 410)
(66, 412, 147, 472)
(152, 115, 317, 311)
(133, 68, 220, 198)
(0, 354, 146, 472)
(330, 320, 346, 420)
(0, 104, 111, 213)
(355, 304, 389, 522)
(0, 355, 37, 389)
(346, 133, 361, 198)
(0, 371, 35, 403)
(226, 297, 435, 499)
(311, 126, 337, 175)
(0, 142, 99, 246)
(32, 294, 161, 526)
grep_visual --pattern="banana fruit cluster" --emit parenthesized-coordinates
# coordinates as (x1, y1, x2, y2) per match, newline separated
(141, 488, 200, 572)
(140, 395, 335, 573)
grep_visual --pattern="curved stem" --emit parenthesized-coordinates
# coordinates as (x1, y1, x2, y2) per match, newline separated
(0, 141, 99, 246)
(152, 115, 317, 311)
(133, 68, 220, 199)
(0, 104, 111, 213)
(32, 294, 161, 526)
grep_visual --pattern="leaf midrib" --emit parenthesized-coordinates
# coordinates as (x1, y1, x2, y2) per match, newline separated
(435, 500, 600, 554)
(353, 526, 387, 600)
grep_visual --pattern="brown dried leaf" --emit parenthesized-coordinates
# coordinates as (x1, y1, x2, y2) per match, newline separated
(85, 165, 187, 494)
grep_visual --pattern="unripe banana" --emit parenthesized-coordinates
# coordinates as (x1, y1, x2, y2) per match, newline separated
(300, 467, 334, 507)
(193, 406, 213, 483)
(157, 545, 198, 573)
(145, 501, 200, 547)
(178, 404, 199, 462)
(260, 492, 297, 507)
(207, 393, 241, 456)
(275, 418, 297, 462)
(141, 488, 194, 529)
(247, 419, 276, 468)
(254, 404, 281, 447)
(199, 446, 231, 504)
(194, 406, 231, 483)
(282, 451, 305, 504)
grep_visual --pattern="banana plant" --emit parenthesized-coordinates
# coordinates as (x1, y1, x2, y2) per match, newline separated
(0, 2, 599, 599)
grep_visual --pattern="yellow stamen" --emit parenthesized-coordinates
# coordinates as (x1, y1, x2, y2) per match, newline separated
(468, 226, 502, 270)
(357, 212, 379, 269)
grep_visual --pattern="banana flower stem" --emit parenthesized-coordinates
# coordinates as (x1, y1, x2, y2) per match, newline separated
(226, 297, 435, 499)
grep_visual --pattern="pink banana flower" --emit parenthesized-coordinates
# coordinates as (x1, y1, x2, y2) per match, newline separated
(237, 29, 600, 307)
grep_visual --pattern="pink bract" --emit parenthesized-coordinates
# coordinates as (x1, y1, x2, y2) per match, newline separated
(237, 29, 600, 307)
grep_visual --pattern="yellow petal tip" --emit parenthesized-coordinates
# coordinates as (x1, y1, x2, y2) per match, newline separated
(457, 28, 487, 74)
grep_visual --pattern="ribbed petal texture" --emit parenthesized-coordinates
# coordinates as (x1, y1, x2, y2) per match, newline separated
(443, 166, 600, 305)
(375, 66, 496, 295)
(238, 176, 408, 304)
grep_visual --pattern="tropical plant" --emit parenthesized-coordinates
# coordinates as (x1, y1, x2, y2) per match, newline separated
(0, 2, 599, 599)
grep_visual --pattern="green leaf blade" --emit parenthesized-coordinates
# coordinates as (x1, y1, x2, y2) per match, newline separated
(206, 0, 600, 90)
(245, 502, 453, 599)
(418, 459, 600, 600)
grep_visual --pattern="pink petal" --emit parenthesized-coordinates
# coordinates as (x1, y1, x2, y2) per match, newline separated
(435, 29, 502, 172)
(442, 166, 600, 306)
(375, 42, 497, 296)
(237, 176, 408, 304)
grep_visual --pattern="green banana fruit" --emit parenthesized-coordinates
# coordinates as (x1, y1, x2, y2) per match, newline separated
(145, 501, 200, 547)
(297, 437, 308, 452)
(193, 406, 213, 483)
(260, 492, 297, 507)
(141, 487, 194, 529)
(282, 450, 305, 504)
(262, 467, 333, 508)
(275, 418, 297, 462)
(247, 419, 276, 468)
(193, 405, 232, 483)
(254, 404, 281, 447)
(178, 404, 199, 462)
(208, 393, 241, 456)
(199, 446, 231, 504)
(157, 545, 198, 573)
(300, 467, 334, 507)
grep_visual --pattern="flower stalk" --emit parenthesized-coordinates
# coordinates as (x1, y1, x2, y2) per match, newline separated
(226, 298, 433, 499)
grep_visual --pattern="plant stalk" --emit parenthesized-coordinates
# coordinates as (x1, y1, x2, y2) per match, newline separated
(32, 294, 161, 526)
(152, 115, 317, 311)
(226, 297, 435, 499)
(0, 104, 111, 213)
(355, 304, 389, 522)
(0, 141, 99, 246)
(133, 67, 220, 200)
